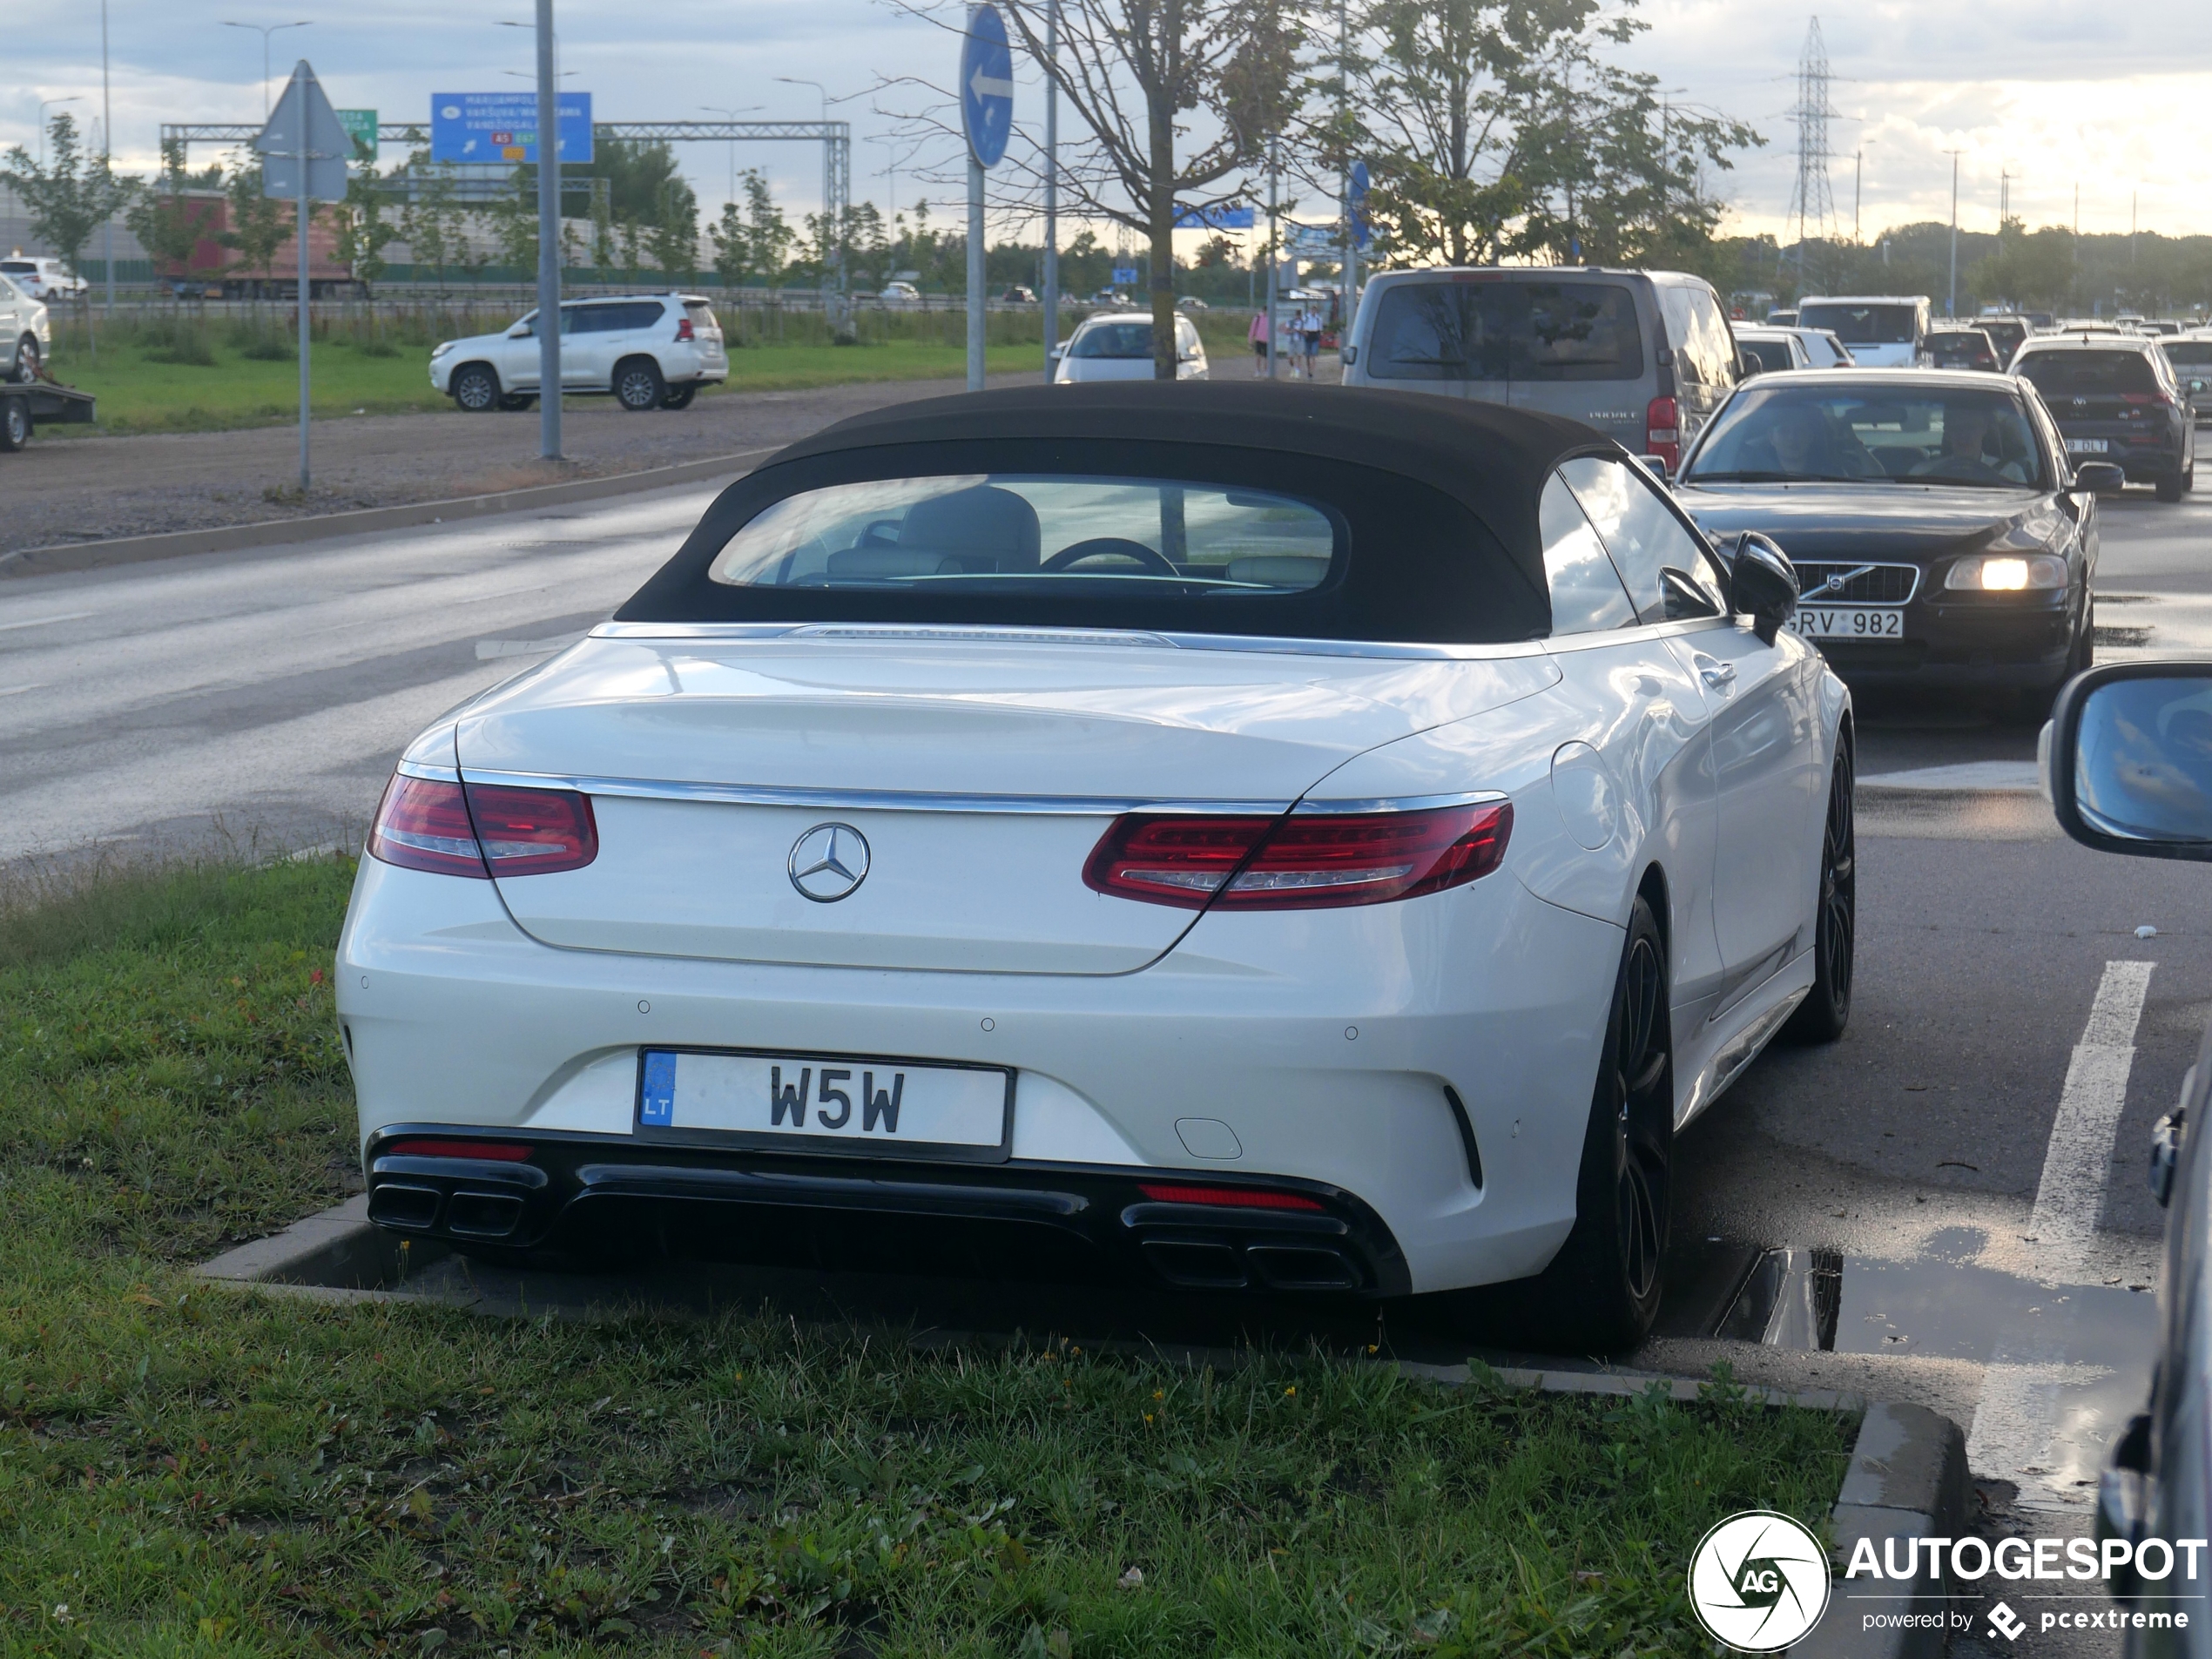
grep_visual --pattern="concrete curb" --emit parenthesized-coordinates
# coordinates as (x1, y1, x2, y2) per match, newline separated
(0, 446, 777, 580)
(1794, 1401, 1970, 1659)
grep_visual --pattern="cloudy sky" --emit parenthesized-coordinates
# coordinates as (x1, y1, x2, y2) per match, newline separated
(10, 0, 2211, 246)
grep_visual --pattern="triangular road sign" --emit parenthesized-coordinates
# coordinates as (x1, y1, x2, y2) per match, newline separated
(259, 60, 350, 200)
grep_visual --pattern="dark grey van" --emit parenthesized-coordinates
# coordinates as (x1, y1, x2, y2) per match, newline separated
(1340, 266, 1741, 473)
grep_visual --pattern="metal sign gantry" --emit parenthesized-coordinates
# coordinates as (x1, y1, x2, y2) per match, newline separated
(158, 117, 852, 297)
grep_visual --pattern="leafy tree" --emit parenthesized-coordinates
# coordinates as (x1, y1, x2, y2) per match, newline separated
(644, 176, 700, 277)
(125, 139, 216, 284)
(991, 0, 1305, 376)
(395, 153, 467, 291)
(1968, 219, 2078, 311)
(219, 156, 288, 283)
(1345, 0, 1757, 269)
(707, 169, 795, 289)
(331, 166, 401, 287)
(0, 111, 137, 283)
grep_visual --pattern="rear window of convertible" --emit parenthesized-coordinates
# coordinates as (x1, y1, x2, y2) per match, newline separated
(707, 475, 1338, 593)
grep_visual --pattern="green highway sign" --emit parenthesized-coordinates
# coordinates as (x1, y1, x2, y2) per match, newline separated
(336, 109, 378, 164)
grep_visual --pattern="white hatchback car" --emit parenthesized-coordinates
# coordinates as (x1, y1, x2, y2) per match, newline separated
(430, 293, 729, 413)
(0, 274, 52, 382)
(1053, 312, 1207, 381)
(0, 256, 86, 305)
(340, 381, 1848, 1351)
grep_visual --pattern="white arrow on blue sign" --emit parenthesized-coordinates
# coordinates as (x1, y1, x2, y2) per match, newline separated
(961, 3, 1014, 170)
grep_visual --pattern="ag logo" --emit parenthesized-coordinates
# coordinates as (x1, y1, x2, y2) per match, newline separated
(1686, 1510, 1831, 1651)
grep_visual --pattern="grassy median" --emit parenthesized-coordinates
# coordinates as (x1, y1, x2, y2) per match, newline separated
(0, 858, 1853, 1655)
(38, 308, 1062, 436)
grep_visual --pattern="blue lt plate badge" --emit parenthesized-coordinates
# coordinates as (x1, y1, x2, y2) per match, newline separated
(640, 1050, 678, 1126)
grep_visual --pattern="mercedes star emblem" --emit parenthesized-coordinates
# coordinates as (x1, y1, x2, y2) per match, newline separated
(789, 823, 871, 902)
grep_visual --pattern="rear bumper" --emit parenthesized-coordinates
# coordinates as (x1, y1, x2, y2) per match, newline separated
(364, 1126, 1413, 1296)
(337, 853, 1624, 1296)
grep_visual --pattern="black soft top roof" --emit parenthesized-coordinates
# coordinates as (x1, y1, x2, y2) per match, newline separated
(617, 382, 1620, 644)
(777, 381, 1602, 572)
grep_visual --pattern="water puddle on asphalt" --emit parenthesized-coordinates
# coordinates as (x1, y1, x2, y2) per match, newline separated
(1667, 1227, 2161, 1507)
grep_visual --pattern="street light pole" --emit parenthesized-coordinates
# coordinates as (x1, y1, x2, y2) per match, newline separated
(222, 20, 311, 123)
(1265, 136, 1278, 381)
(1945, 149, 1961, 318)
(699, 105, 763, 213)
(534, 0, 562, 460)
(101, 0, 114, 316)
(1042, 0, 1058, 382)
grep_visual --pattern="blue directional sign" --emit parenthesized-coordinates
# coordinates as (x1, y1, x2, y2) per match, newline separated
(1349, 161, 1371, 251)
(960, 5, 1014, 170)
(1174, 204, 1256, 231)
(429, 92, 594, 166)
(1111, 266, 1138, 285)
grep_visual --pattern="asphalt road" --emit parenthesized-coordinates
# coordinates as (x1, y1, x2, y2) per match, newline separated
(7, 467, 2212, 1655)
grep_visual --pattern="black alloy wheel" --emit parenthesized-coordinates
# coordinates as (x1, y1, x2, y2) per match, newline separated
(1534, 894, 1674, 1351)
(659, 381, 698, 409)
(1783, 746, 1856, 1042)
(2067, 599, 2097, 678)
(451, 363, 500, 413)
(614, 357, 666, 412)
(0, 396, 28, 452)
(11, 335, 40, 383)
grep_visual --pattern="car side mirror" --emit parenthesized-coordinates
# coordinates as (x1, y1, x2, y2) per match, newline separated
(2074, 461, 2126, 493)
(2190, 378, 2208, 395)
(509, 323, 532, 339)
(2047, 664, 2212, 860)
(1049, 344, 1066, 361)
(1635, 454, 1669, 482)
(1728, 531, 1799, 645)
(1341, 344, 1359, 367)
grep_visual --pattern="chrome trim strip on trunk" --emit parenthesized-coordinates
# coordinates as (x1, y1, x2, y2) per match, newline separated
(586, 620, 1546, 662)
(1293, 790, 1508, 815)
(396, 760, 462, 784)
(454, 767, 1296, 817)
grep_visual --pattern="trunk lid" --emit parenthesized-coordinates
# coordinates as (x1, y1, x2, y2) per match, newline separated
(454, 631, 1558, 974)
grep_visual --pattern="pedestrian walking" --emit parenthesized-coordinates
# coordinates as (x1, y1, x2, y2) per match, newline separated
(1247, 308, 1271, 376)
(1300, 307, 1322, 380)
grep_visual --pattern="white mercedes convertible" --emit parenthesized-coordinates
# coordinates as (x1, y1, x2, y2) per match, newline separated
(339, 381, 1851, 1348)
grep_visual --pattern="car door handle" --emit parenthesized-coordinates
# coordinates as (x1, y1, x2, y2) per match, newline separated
(1696, 658, 1737, 691)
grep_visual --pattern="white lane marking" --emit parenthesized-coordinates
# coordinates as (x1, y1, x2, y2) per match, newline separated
(1966, 958, 2156, 1510)
(475, 632, 586, 660)
(2030, 958, 2156, 1278)
(0, 610, 97, 633)
(1857, 760, 2043, 793)
(0, 683, 48, 698)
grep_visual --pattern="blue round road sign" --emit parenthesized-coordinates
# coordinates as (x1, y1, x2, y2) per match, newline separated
(961, 4, 1014, 170)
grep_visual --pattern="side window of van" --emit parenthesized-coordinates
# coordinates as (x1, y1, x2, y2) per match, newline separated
(1661, 283, 1734, 388)
(1541, 470, 1638, 635)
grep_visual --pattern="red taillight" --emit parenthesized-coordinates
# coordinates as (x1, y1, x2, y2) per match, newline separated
(368, 775, 597, 879)
(369, 775, 488, 878)
(1084, 801, 1512, 910)
(1645, 395, 1680, 471)
(383, 1139, 532, 1161)
(675, 315, 695, 341)
(464, 783, 598, 875)
(2122, 391, 2172, 408)
(1136, 1183, 1325, 1211)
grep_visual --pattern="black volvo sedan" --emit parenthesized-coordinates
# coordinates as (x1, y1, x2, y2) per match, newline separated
(1673, 368, 2123, 710)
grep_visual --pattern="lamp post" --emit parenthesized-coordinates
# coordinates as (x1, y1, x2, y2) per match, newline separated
(1042, 0, 1058, 381)
(700, 105, 763, 212)
(492, 10, 563, 459)
(1853, 140, 1874, 245)
(221, 21, 311, 123)
(1944, 149, 1962, 318)
(36, 97, 83, 171)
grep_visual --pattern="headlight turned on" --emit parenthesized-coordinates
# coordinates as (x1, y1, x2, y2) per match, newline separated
(1946, 554, 2068, 592)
